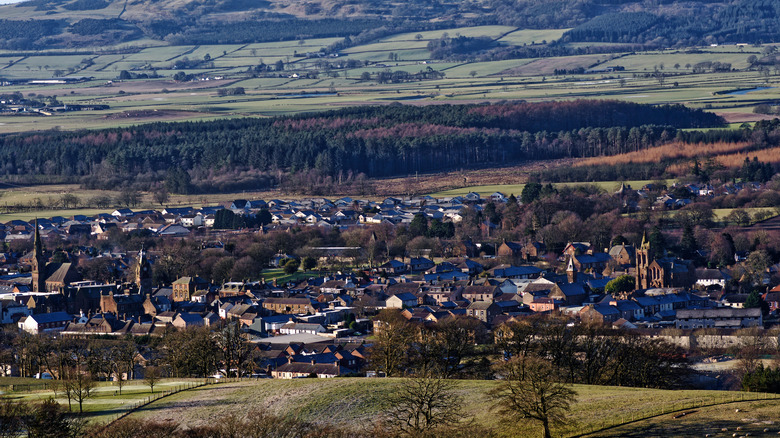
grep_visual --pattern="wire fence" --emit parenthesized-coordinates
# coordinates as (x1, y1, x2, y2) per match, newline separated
(569, 391, 780, 437)
(98, 377, 244, 431)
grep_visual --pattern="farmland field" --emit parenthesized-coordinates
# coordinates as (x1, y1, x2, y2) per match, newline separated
(0, 28, 780, 136)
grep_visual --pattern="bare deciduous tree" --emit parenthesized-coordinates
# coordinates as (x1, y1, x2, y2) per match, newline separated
(387, 373, 463, 437)
(64, 371, 95, 414)
(145, 366, 161, 394)
(491, 356, 577, 438)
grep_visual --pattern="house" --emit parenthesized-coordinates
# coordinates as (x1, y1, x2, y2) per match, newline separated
(100, 292, 145, 316)
(563, 242, 592, 257)
(279, 322, 326, 335)
(764, 290, 780, 314)
(489, 192, 507, 203)
(529, 297, 559, 313)
(547, 282, 588, 306)
(409, 257, 435, 272)
(722, 294, 748, 308)
(461, 285, 501, 302)
(608, 244, 636, 266)
(378, 260, 407, 275)
(675, 308, 762, 329)
(180, 214, 203, 228)
(521, 242, 546, 261)
(579, 304, 620, 324)
(455, 259, 484, 275)
(18, 312, 72, 334)
(633, 295, 660, 316)
(173, 312, 205, 329)
(497, 241, 524, 260)
(171, 276, 209, 302)
(466, 301, 500, 324)
(610, 299, 644, 321)
(463, 192, 481, 203)
(112, 208, 134, 218)
(695, 268, 731, 289)
(157, 224, 190, 237)
(570, 253, 611, 273)
(386, 293, 418, 309)
(263, 297, 317, 315)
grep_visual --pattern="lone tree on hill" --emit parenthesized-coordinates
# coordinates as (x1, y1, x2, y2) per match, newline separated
(491, 356, 577, 438)
(387, 370, 463, 436)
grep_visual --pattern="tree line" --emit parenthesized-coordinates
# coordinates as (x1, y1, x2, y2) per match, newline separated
(0, 101, 722, 192)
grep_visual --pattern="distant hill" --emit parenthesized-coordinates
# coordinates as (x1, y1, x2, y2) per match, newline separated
(5, 0, 780, 50)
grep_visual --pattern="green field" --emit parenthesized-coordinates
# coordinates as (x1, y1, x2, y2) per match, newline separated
(4, 379, 205, 424)
(260, 268, 317, 284)
(122, 378, 780, 437)
(430, 180, 664, 198)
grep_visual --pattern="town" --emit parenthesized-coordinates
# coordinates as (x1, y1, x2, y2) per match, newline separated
(0, 173, 778, 387)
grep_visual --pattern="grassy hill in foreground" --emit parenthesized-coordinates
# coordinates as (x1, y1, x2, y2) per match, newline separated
(126, 378, 780, 437)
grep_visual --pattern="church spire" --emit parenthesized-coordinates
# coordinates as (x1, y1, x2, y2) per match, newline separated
(33, 218, 42, 257)
(32, 219, 46, 293)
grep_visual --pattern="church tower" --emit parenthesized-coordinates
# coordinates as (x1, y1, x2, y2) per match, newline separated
(635, 231, 653, 290)
(136, 245, 152, 294)
(566, 256, 577, 284)
(31, 220, 47, 293)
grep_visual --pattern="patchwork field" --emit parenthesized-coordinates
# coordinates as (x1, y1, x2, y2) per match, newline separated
(0, 24, 779, 135)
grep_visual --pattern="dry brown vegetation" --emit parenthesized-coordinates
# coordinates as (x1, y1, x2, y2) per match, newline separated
(715, 146, 780, 167)
(573, 141, 753, 168)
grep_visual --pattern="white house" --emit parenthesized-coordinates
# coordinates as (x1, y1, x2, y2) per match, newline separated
(386, 292, 418, 309)
(279, 322, 326, 335)
(18, 312, 72, 334)
(180, 214, 203, 228)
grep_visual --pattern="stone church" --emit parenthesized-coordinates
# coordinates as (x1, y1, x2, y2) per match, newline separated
(31, 222, 80, 293)
(635, 232, 694, 290)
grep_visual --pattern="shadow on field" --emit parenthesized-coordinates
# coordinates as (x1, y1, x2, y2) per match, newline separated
(592, 418, 778, 438)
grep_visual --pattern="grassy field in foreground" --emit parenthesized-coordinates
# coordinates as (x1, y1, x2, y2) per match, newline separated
(589, 399, 780, 437)
(125, 378, 780, 437)
(4, 379, 204, 424)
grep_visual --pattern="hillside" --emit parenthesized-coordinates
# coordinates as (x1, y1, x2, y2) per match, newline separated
(6, 0, 780, 49)
(0, 101, 722, 191)
(122, 378, 780, 437)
